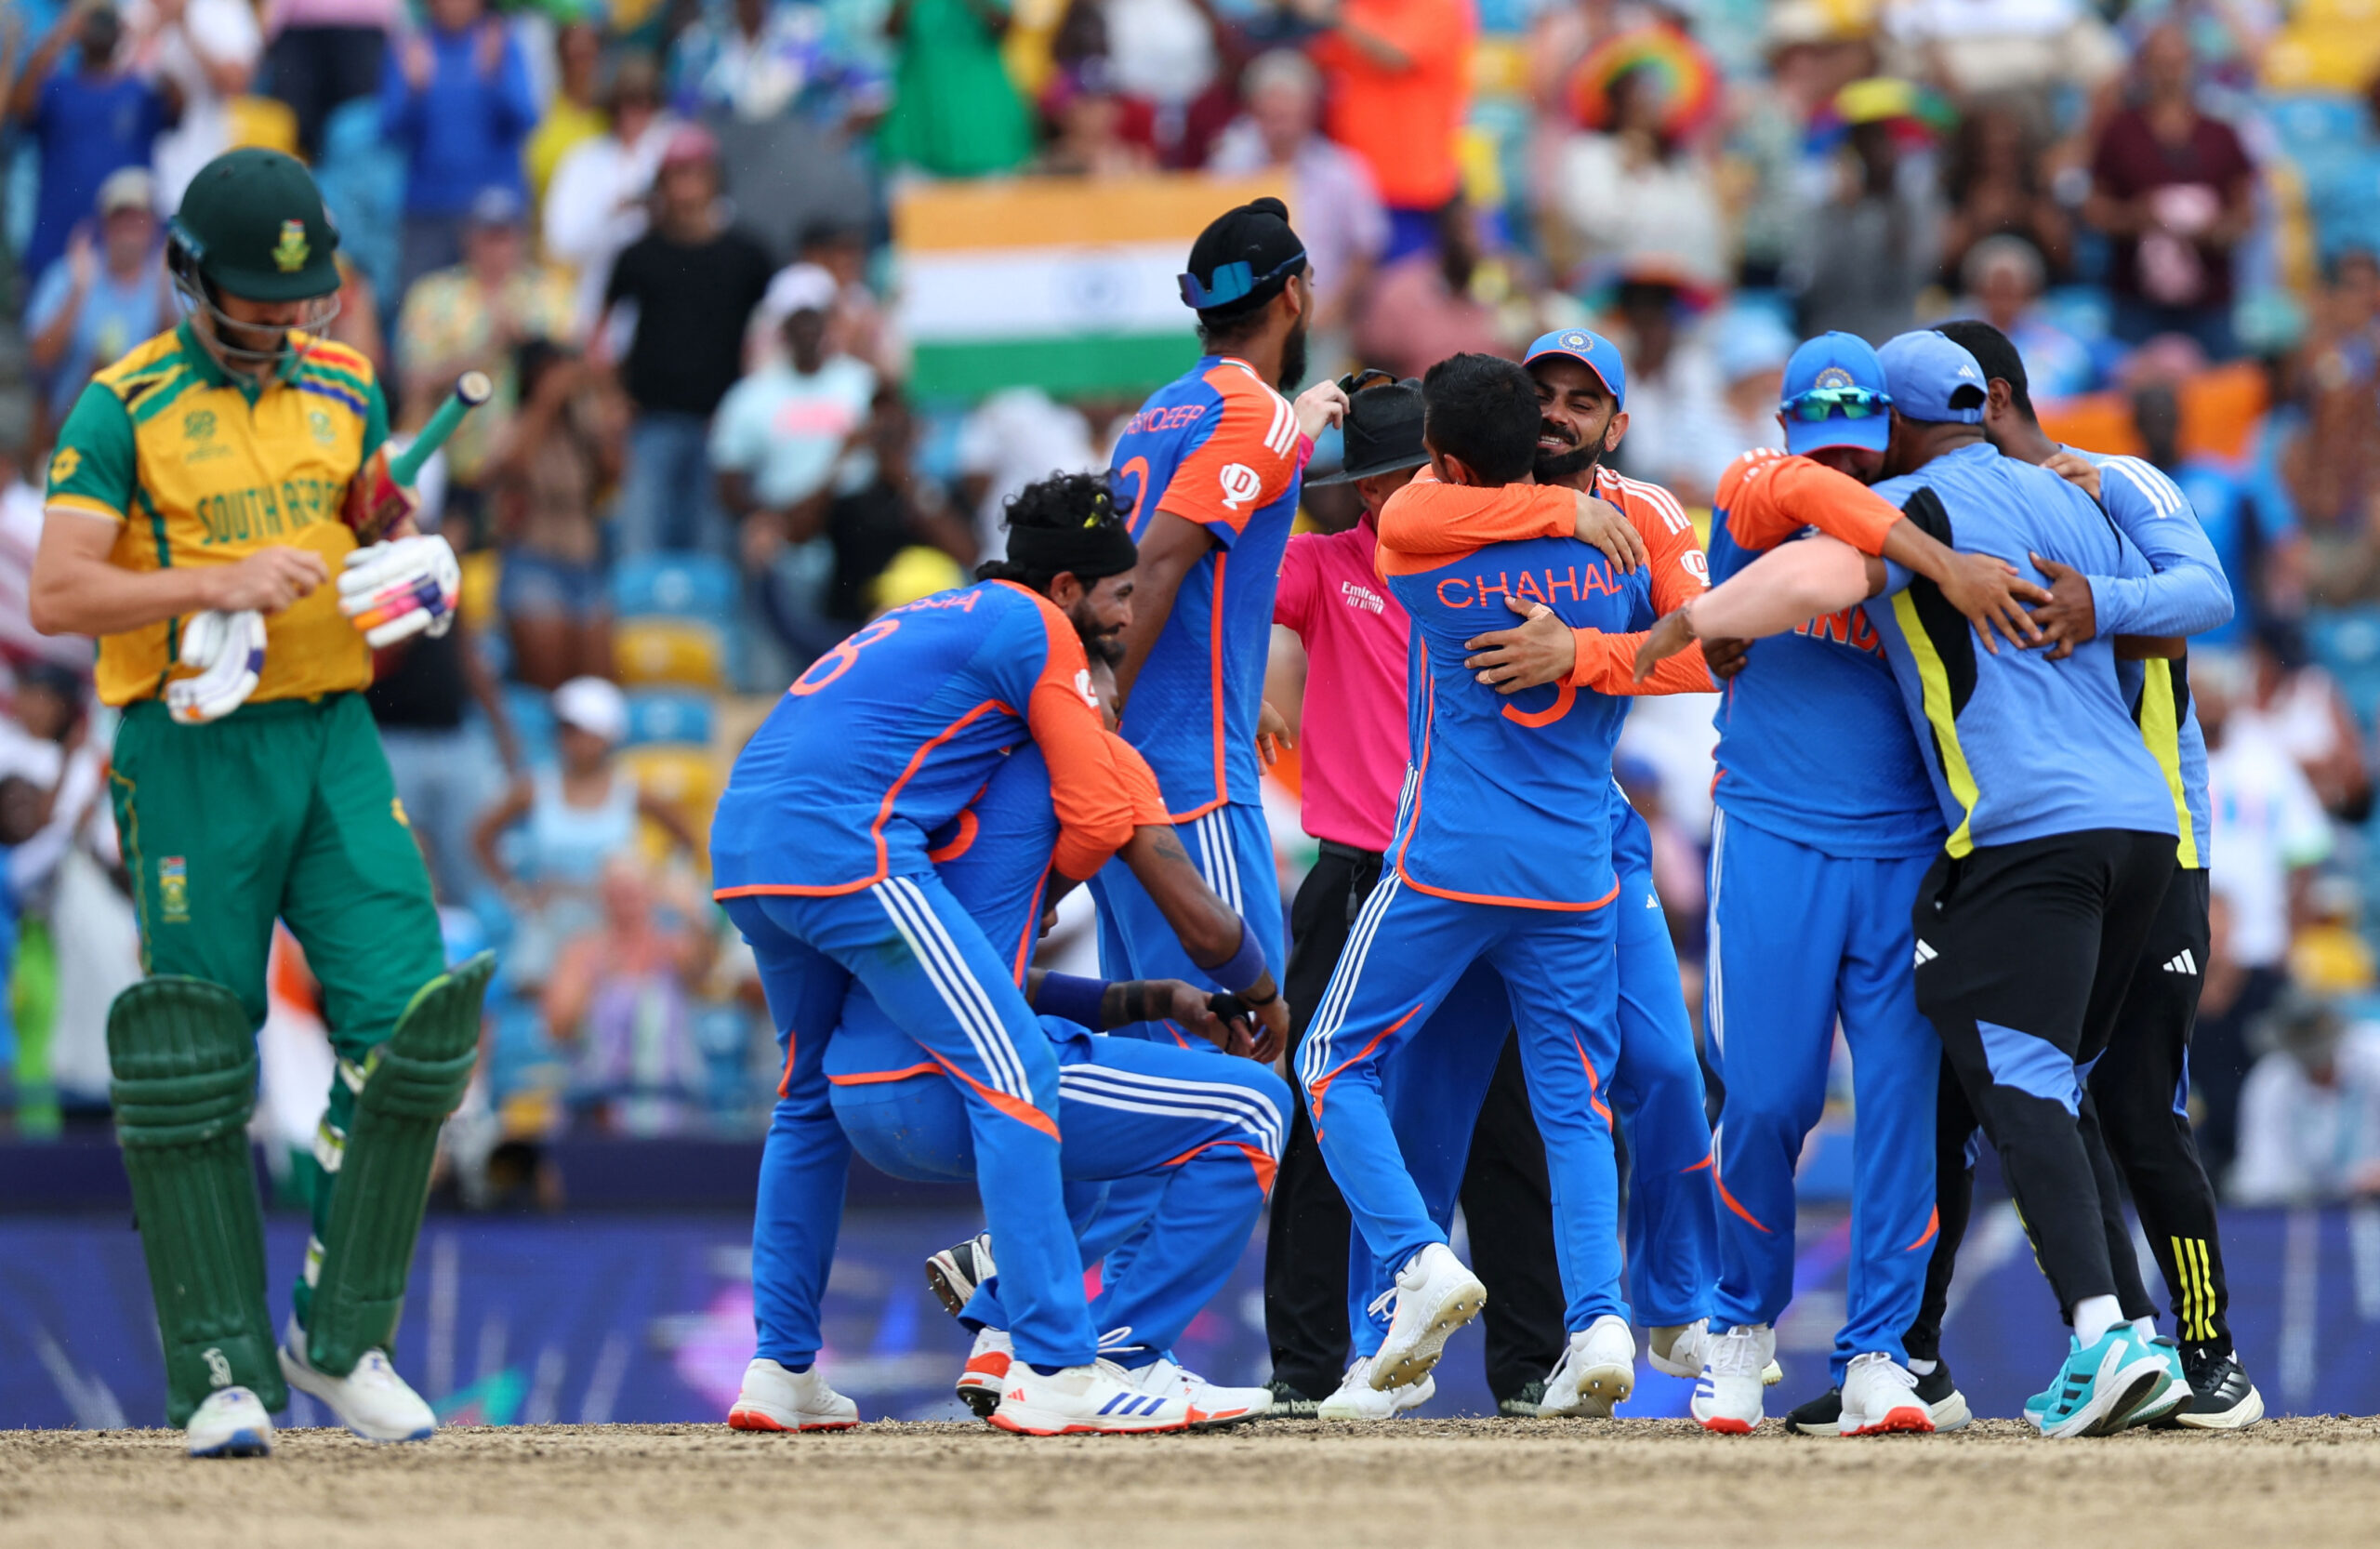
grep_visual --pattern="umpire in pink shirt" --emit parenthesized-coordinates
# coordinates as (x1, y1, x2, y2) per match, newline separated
(1263, 373, 1565, 1415)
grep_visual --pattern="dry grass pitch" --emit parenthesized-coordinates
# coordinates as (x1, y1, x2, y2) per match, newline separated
(5, 1417, 2378, 1548)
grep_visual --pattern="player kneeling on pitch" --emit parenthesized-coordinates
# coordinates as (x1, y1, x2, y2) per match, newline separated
(31, 149, 488, 1458)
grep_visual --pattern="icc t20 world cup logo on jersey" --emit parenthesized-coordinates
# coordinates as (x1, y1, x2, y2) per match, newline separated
(159, 856, 189, 922)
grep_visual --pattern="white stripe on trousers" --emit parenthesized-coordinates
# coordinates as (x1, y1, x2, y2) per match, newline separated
(1301, 867, 1403, 1090)
(873, 877, 1030, 1101)
(1059, 1066, 1285, 1154)
(1705, 808, 1727, 1059)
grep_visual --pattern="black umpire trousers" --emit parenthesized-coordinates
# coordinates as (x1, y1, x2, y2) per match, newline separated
(1264, 841, 1567, 1403)
(1909, 863, 2235, 1362)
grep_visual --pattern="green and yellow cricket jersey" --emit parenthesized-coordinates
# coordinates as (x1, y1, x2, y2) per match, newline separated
(45, 322, 388, 708)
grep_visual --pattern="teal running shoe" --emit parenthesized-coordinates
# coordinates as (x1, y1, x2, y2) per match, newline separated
(2123, 1336, 2191, 1429)
(2028, 1328, 2172, 1438)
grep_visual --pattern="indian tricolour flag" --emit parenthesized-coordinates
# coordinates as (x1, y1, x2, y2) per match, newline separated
(896, 171, 1288, 400)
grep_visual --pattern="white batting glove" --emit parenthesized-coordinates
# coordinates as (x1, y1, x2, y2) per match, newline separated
(166, 610, 266, 725)
(337, 535, 460, 648)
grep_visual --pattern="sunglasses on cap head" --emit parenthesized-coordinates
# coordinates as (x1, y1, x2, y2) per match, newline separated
(1338, 367, 1397, 395)
(1782, 384, 1893, 422)
(1178, 249, 1307, 310)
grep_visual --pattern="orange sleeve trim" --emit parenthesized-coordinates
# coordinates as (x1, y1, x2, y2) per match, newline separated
(1567, 629, 1713, 695)
(1376, 474, 1572, 559)
(1721, 451, 1900, 556)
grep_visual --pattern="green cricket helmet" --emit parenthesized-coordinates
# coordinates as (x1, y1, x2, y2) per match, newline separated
(169, 148, 341, 302)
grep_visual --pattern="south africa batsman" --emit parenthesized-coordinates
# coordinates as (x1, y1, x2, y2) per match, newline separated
(28, 148, 488, 1457)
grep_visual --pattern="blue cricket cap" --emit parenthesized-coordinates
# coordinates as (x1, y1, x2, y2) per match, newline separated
(1878, 329, 1988, 425)
(1778, 331, 1892, 457)
(1524, 328, 1626, 411)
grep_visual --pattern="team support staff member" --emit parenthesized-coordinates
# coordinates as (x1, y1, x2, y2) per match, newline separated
(31, 148, 487, 1459)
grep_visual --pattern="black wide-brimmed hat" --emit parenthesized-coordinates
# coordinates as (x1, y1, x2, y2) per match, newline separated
(1308, 370, 1428, 487)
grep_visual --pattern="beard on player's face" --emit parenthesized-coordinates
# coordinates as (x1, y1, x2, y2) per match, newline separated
(1533, 413, 1606, 483)
(1276, 315, 1309, 393)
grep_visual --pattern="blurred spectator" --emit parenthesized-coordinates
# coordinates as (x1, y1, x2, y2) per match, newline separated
(1035, 59, 1156, 177)
(1881, 0, 2122, 115)
(955, 386, 1106, 560)
(1951, 234, 2095, 400)
(1606, 275, 1731, 505)
(2229, 995, 2380, 1204)
(750, 220, 904, 380)
(126, 0, 261, 208)
(1311, 0, 1474, 264)
(1209, 49, 1386, 366)
(0, 435, 93, 682)
(668, 0, 887, 127)
(8, 3, 177, 286)
(2239, 621, 2373, 824)
(379, 0, 538, 293)
(1548, 60, 1725, 288)
(1937, 103, 2069, 286)
(2128, 379, 2303, 649)
(544, 857, 712, 1136)
(814, 391, 975, 626)
(325, 253, 386, 376)
(2200, 653, 2332, 1178)
(878, 0, 1034, 178)
(26, 167, 171, 430)
(1724, 4, 1871, 291)
(1085, 0, 1243, 166)
(543, 51, 674, 339)
(2292, 873, 2377, 997)
(488, 338, 623, 689)
(525, 20, 605, 216)
(1711, 308, 1795, 457)
(2084, 23, 2254, 358)
(1792, 82, 1943, 345)
(394, 187, 576, 539)
(1351, 198, 1502, 383)
(600, 126, 774, 558)
(262, 0, 397, 160)
(714, 268, 877, 647)
(472, 677, 700, 980)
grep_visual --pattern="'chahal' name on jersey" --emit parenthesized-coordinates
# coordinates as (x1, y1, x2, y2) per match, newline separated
(195, 476, 344, 546)
(1434, 560, 1625, 611)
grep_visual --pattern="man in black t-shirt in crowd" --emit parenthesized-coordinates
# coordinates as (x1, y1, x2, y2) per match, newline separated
(601, 125, 774, 558)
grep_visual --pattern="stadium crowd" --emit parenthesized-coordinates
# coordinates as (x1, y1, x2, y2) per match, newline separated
(0, 0, 2377, 1207)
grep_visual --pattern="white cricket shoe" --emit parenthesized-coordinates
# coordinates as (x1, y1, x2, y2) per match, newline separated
(279, 1316, 435, 1443)
(727, 1357, 862, 1432)
(1316, 1355, 1435, 1421)
(1691, 1323, 1776, 1435)
(1539, 1315, 1635, 1417)
(1112, 1357, 1270, 1427)
(988, 1359, 1197, 1435)
(955, 1327, 1014, 1420)
(1369, 1243, 1487, 1391)
(1836, 1351, 1934, 1436)
(1650, 1319, 1783, 1386)
(186, 1385, 273, 1458)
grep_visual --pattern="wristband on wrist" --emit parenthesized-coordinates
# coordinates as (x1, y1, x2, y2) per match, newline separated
(1118, 981, 1150, 1026)
(1032, 972, 1108, 1030)
(1208, 920, 1267, 997)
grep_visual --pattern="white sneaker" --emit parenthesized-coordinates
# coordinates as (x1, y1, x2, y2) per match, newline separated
(1369, 1243, 1487, 1391)
(955, 1327, 1013, 1420)
(1539, 1316, 1635, 1418)
(1836, 1351, 1934, 1436)
(1650, 1319, 1783, 1386)
(727, 1357, 862, 1432)
(1316, 1355, 1435, 1421)
(1112, 1357, 1270, 1427)
(1690, 1323, 1776, 1435)
(988, 1359, 1195, 1435)
(279, 1316, 435, 1443)
(186, 1385, 273, 1458)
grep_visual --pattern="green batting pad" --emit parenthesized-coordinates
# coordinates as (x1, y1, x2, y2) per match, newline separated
(108, 975, 285, 1423)
(305, 953, 492, 1376)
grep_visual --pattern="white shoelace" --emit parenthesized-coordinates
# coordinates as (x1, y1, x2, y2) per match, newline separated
(1711, 1330, 1769, 1378)
(1848, 1352, 1917, 1391)
(1366, 1285, 1398, 1319)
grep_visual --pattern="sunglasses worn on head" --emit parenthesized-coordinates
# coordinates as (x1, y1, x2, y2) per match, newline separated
(1178, 249, 1307, 310)
(1783, 385, 1892, 422)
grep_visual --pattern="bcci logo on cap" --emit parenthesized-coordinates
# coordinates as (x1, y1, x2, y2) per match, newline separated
(1562, 332, 1590, 351)
(159, 856, 189, 922)
(1815, 367, 1857, 390)
(1218, 462, 1264, 511)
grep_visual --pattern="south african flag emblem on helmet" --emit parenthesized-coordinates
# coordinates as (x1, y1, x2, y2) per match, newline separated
(272, 219, 309, 273)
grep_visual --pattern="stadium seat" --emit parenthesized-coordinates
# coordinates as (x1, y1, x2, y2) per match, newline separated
(613, 551, 738, 622)
(614, 618, 727, 691)
(621, 746, 721, 860)
(624, 689, 715, 749)
(2266, 95, 2367, 163)
(2310, 608, 2380, 730)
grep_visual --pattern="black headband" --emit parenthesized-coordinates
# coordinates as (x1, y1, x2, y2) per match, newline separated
(1005, 505, 1140, 584)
